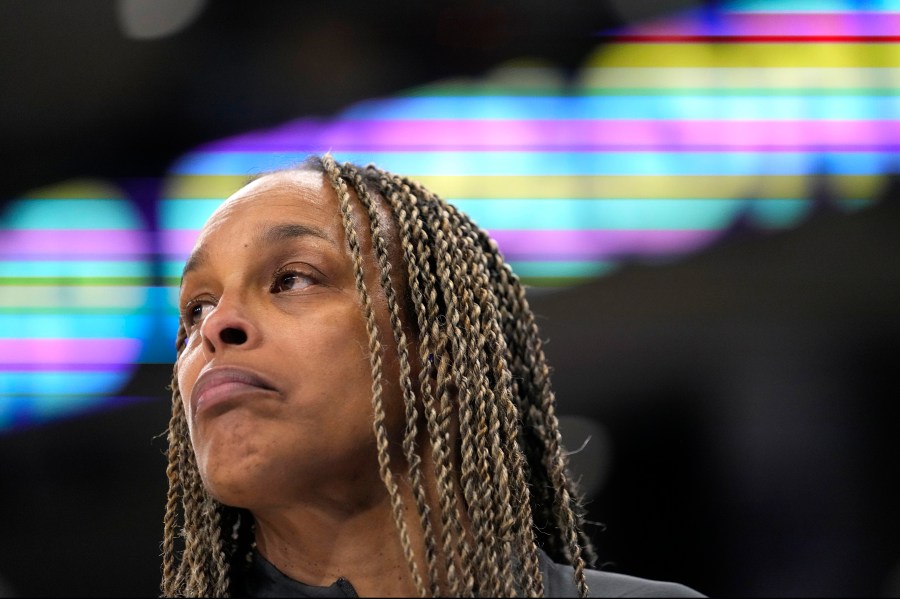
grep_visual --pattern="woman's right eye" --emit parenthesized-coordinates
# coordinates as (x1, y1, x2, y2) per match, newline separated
(183, 300, 215, 328)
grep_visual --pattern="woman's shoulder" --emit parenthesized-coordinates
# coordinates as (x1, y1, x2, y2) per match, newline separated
(538, 551, 706, 598)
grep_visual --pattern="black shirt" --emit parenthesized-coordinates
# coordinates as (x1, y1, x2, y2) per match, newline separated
(234, 550, 705, 598)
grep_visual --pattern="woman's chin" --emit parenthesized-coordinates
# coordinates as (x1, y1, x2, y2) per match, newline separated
(197, 449, 273, 508)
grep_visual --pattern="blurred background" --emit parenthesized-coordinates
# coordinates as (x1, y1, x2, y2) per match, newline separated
(1, 0, 899, 596)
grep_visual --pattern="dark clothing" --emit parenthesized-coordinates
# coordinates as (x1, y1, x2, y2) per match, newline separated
(236, 553, 357, 598)
(538, 551, 704, 598)
(236, 550, 704, 598)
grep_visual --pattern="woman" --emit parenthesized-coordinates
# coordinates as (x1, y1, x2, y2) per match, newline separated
(162, 155, 702, 597)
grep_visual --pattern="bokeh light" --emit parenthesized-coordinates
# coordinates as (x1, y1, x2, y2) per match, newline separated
(0, 180, 151, 430)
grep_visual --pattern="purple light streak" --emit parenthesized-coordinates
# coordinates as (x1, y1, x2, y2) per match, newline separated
(201, 120, 899, 152)
(0, 339, 142, 365)
(162, 228, 719, 261)
(0, 230, 150, 258)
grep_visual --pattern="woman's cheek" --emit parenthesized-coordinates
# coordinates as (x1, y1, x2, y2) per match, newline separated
(177, 346, 203, 420)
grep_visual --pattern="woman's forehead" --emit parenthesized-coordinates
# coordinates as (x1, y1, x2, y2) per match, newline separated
(219, 170, 334, 215)
(195, 167, 401, 265)
(191, 170, 339, 252)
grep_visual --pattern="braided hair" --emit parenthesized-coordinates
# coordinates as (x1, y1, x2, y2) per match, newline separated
(161, 155, 596, 597)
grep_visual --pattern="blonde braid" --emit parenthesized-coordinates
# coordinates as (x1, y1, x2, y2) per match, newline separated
(454, 218, 517, 596)
(478, 243, 549, 597)
(486, 243, 595, 595)
(377, 173, 471, 597)
(162, 370, 186, 596)
(204, 495, 230, 596)
(321, 155, 426, 597)
(342, 162, 441, 596)
(163, 323, 238, 598)
(445, 204, 544, 596)
(428, 198, 495, 594)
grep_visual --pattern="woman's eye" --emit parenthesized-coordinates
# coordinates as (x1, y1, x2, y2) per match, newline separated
(271, 270, 316, 293)
(183, 300, 214, 328)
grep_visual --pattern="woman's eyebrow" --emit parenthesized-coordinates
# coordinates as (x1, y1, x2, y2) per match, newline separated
(257, 222, 337, 248)
(180, 222, 337, 287)
(181, 247, 208, 285)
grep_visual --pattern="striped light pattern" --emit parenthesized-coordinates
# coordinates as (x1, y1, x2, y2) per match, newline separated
(4, 0, 898, 430)
(162, 0, 897, 317)
(0, 180, 152, 429)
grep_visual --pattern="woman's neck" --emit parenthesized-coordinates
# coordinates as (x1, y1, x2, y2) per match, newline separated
(250, 479, 431, 597)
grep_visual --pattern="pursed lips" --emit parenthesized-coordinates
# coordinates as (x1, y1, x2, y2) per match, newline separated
(190, 366, 279, 416)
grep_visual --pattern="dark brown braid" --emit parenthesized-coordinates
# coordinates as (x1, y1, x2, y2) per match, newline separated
(161, 155, 596, 597)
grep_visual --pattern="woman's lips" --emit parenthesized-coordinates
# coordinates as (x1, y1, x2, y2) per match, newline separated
(190, 366, 278, 416)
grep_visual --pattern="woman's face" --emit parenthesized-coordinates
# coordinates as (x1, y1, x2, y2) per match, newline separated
(176, 169, 406, 509)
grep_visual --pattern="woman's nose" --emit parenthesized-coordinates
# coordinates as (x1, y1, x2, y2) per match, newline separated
(199, 295, 259, 353)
